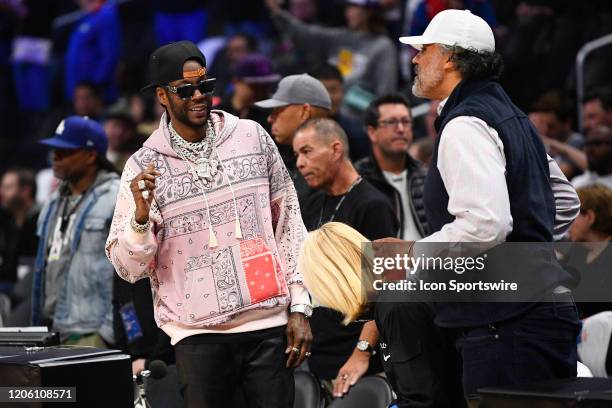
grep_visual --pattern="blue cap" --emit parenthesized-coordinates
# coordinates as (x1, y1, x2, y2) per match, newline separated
(40, 116, 108, 156)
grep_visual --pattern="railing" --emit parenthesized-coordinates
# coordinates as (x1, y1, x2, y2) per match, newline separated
(576, 33, 612, 134)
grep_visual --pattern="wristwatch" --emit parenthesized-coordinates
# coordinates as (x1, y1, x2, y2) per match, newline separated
(356, 340, 376, 355)
(290, 304, 313, 319)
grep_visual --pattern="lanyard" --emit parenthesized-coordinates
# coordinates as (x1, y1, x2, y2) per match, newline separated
(48, 191, 86, 261)
(317, 177, 362, 228)
(59, 193, 85, 233)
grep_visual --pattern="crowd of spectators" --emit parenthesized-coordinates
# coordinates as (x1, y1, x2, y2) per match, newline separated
(0, 0, 610, 175)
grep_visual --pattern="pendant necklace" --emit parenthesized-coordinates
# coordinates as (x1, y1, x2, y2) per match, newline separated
(169, 120, 219, 182)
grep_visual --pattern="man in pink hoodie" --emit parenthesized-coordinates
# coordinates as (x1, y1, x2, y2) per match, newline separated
(106, 41, 312, 407)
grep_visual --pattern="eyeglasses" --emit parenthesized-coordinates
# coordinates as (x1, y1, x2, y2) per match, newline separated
(377, 118, 412, 128)
(165, 78, 216, 100)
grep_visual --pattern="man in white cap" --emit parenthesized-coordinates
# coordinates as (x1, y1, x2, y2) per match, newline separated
(398, 9, 581, 405)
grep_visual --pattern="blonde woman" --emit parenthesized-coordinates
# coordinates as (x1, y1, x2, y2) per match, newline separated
(299, 222, 465, 408)
(565, 184, 612, 318)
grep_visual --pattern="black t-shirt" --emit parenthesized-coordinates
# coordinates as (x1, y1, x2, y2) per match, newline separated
(562, 243, 612, 319)
(374, 301, 466, 408)
(301, 178, 398, 239)
(302, 178, 398, 380)
(0, 208, 39, 285)
(374, 301, 433, 369)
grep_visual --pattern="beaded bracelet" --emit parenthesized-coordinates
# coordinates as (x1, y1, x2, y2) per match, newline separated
(130, 215, 150, 234)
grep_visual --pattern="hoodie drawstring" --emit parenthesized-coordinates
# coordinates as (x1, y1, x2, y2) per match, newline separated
(172, 117, 242, 249)
(184, 166, 219, 248)
(215, 149, 243, 239)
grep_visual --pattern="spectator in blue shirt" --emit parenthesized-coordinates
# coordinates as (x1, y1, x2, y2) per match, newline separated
(152, 0, 208, 46)
(409, 0, 497, 36)
(64, 0, 121, 104)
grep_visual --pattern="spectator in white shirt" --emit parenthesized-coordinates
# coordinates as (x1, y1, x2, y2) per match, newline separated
(400, 9, 581, 406)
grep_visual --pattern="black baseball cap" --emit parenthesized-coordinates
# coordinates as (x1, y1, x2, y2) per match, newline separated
(142, 41, 207, 91)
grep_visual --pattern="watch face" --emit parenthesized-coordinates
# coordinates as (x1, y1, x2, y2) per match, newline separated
(357, 340, 368, 351)
(292, 304, 313, 317)
(305, 305, 313, 317)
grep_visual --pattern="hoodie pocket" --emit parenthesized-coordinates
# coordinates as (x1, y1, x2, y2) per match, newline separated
(183, 237, 285, 323)
(239, 237, 284, 304)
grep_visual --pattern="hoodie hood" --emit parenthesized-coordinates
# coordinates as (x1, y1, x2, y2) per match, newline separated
(143, 109, 241, 156)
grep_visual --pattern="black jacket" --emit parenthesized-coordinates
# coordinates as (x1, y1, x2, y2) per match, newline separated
(428, 78, 572, 327)
(355, 153, 429, 239)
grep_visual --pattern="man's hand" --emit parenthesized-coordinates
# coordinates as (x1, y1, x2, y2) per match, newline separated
(285, 312, 312, 368)
(129, 163, 160, 224)
(372, 238, 415, 280)
(332, 350, 370, 398)
(541, 135, 561, 155)
(132, 358, 146, 376)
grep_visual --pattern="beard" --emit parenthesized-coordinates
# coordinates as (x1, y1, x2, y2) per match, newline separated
(412, 77, 424, 98)
(166, 95, 210, 129)
(412, 76, 425, 98)
(411, 67, 444, 99)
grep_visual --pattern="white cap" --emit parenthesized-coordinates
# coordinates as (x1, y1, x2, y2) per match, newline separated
(399, 9, 495, 53)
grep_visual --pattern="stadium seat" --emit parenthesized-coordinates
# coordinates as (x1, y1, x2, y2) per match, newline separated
(328, 376, 393, 408)
(294, 370, 324, 408)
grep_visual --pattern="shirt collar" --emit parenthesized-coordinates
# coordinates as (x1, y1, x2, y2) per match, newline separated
(437, 97, 449, 115)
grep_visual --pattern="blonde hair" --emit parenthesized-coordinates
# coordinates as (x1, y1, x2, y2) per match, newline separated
(577, 184, 612, 235)
(298, 222, 374, 325)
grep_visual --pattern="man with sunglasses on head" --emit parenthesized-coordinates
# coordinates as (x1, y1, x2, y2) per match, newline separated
(106, 41, 312, 408)
(32, 116, 120, 348)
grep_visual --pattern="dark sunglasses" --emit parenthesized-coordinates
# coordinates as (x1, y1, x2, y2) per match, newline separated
(51, 148, 85, 159)
(165, 78, 216, 100)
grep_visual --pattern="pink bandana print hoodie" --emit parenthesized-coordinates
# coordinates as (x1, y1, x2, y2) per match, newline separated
(106, 111, 310, 344)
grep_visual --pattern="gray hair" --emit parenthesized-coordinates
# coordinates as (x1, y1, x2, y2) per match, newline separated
(440, 44, 504, 81)
(296, 118, 350, 159)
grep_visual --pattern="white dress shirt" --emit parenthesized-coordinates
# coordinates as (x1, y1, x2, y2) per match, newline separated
(383, 169, 423, 241)
(571, 171, 612, 190)
(419, 98, 579, 244)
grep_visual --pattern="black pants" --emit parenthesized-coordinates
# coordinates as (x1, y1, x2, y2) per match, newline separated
(174, 327, 294, 408)
(376, 302, 466, 408)
(457, 298, 581, 398)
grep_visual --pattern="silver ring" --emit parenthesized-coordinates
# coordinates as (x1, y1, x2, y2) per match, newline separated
(142, 190, 150, 200)
(291, 347, 300, 354)
(305, 351, 311, 357)
(137, 180, 146, 191)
